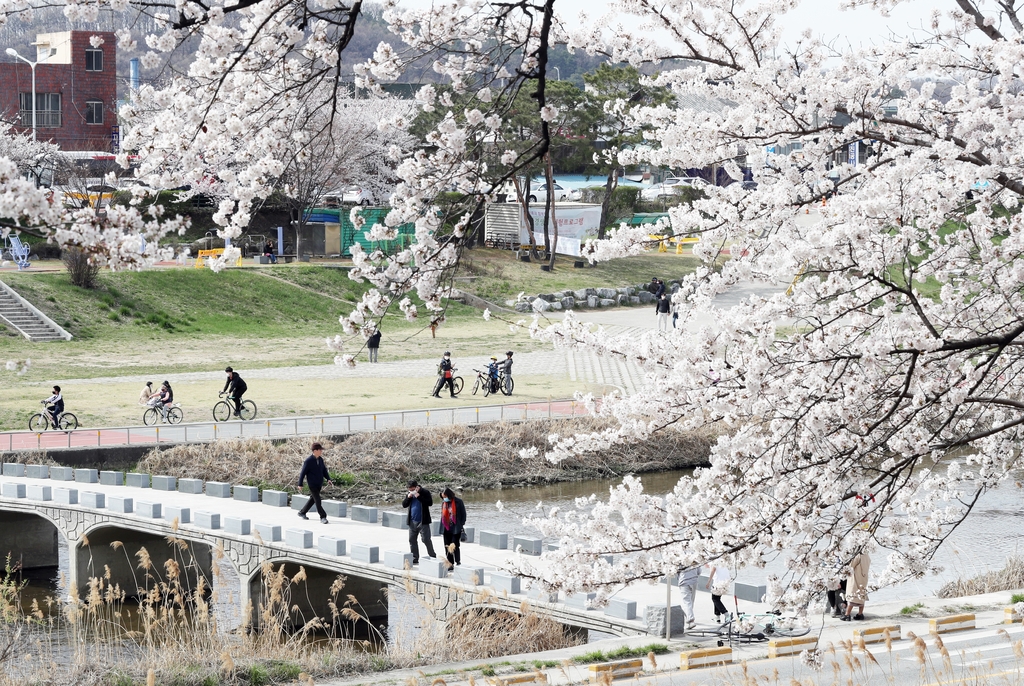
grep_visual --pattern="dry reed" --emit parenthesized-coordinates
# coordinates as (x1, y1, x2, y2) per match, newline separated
(135, 418, 714, 500)
(937, 556, 1024, 598)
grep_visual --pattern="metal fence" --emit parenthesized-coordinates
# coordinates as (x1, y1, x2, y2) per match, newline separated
(0, 399, 582, 452)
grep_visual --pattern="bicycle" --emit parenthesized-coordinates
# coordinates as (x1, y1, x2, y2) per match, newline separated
(432, 370, 464, 397)
(143, 403, 184, 426)
(499, 371, 514, 396)
(471, 370, 495, 397)
(713, 610, 810, 644)
(29, 403, 78, 432)
(213, 392, 257, 421)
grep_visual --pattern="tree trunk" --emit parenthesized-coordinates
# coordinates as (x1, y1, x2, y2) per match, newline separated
(598, 167, 619, 240)
(545, 153, 558, 270)
(515, 176, 540, 260)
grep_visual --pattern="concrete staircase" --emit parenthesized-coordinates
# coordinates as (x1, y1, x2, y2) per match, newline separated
(0, 280, 72, 342)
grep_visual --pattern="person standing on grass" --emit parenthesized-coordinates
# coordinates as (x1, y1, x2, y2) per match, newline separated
(297, 442, 333, 524)
(439, 487, 467, 566)
(367, 328, 382, 363)
(403, 480, 437, 563)
(656, 294, 671, 331)
(678, 566, 699, 629)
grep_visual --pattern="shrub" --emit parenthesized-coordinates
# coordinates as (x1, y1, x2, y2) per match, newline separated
(62, 247, 101, 289)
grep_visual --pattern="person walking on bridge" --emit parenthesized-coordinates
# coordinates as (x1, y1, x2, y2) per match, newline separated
(297, 442, 333, 523)
(439, 487, 467, 566)
(403, 480, 437, 563)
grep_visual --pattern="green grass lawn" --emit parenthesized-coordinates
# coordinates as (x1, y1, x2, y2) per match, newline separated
(457, 248, 700, 304)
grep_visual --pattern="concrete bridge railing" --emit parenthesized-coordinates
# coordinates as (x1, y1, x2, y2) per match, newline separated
(0, 462, 649, 639)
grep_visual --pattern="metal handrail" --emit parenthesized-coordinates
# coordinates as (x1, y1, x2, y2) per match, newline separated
(0, 398, 583, 451)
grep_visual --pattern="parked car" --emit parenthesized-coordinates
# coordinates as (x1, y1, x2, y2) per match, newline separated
(322, 186, 374, 207)
(505, 181, 581, 203)
(640, 176, 709, 201)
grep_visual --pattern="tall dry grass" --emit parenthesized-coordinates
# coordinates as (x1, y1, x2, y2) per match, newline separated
(136, 418, 714, 500)
(938, 556, 1024, 598)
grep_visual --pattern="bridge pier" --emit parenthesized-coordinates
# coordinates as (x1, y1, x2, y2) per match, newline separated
(0, 511, 59, 571)
(77, 526, 214, 600)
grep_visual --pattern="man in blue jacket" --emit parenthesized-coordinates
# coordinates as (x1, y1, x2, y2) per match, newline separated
(402, 480, 437, 563)
(297, 442, 333, 523)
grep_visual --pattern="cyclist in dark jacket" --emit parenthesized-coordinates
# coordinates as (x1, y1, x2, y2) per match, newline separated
(222, 367, 248, 417)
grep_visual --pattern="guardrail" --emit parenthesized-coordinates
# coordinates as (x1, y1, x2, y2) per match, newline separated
(0, 398, 582, 452)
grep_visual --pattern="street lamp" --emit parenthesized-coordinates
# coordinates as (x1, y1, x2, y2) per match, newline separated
(6, 47, 37, 140)
(552, 66, 561, 81)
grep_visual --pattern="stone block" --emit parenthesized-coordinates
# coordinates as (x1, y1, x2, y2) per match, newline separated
(629, 296, 640, 305)
(680, 647, 732, 670)
(54, 487, 78, 505)
(100, 470, 123, 486)
(290, 494, 310, 510)
(26, 464, 49, 479)
(322, 500, 346, 518)
(528, 585, 557, 603)
(767, 636, 818, 658)
(643, 605, 686, 638)
(137, 501, 162, 518)
(513, 537, 542, 555)
(430, 521, 441, 536)
(605, 598, 637, 620)
(561, 296, 575, 310)
(588, 660, 643, 683)
(597, 287, 617, 299)
(2, 463, 25, 477)
(549, 301, 563, 311)
(546, 542, 560, 552)
(419, 559, 448, 578)
(318, 537, 346, 556)
(490, 573, 521, 594)
(585, 287, 597, 297)
(452, 567, 485, 586)
(381, 511, 407, 529)
(539, 293, 556, 302)
(126, 473, 150, 488)
(49, 466, 74, 481)
(616, 294, 628, 306)
(178, 478, 204, 494)
(479, 531, 508, 549)
(599, 298, 615, 308)
(262, 490, 288, 507)
(350, 545, 379, 563)
(929, 614, 975, 634)
(351, 505, 378, 523)
(81, 491, 105, 509)
(565, 592, 596, 609)
(638, 291, 654, 304)
(27, 485, 51, 501)
(532, 298, 551, 312)
(108, 496, 133, 514)
(255, 523, 281, 542)
(462, 526, 475, 543)
(514, 302, 531, 313)
(152, 475, 177, 491)
(205, 481, 231, 498)
(165, 506, 191, 524)
(233, 485, 259, 502)
(2, 482, 26, 498)
(225, 517, 251, 535)
(573, 288, 588, 301)
(195, 511, 220, 530)
(286, 529, 313, 549)
(587, 295, 598, 308)
(734, 582, 766, 603)
(73, 469, 98, 483)
(385, 550, 413, 570)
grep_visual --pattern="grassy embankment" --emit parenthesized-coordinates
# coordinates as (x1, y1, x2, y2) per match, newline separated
(0, 264, 576, 430)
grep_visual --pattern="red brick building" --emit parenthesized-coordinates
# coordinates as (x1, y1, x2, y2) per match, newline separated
(0, 31, 118, 151)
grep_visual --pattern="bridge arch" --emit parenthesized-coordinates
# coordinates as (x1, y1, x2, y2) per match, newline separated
(245, 556, 389, 638)
(0, 508, 62, 576)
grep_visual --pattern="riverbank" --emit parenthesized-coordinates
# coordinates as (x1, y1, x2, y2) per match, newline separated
(131, 417, 715, 501)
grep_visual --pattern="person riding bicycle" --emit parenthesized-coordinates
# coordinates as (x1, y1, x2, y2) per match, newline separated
(487, 356, 500, 393)
(433, 352, 456, 398)
(42, 386, 63, 428)
(147, 380, 173, 419)
(222, 367, 248, 417)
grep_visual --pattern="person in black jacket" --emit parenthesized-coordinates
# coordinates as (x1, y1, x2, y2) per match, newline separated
(656, 294, 671, 331)
(297, 442, 333, 523)
(402, 480, 437, 563)
(222, 366, 248, 417)
(651, 277, 666, 298)
(439, 487, 467, 566)
(433, 352, 456, 398)
(367, 328, 382, 363)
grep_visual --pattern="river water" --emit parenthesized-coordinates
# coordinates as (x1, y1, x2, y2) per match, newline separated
(373, 469, 1024, 603)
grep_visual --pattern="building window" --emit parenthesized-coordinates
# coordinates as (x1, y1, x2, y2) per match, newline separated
(85, 100, 104, 125)
(85, 48, 103, 72)
(18, 93, 62, 128)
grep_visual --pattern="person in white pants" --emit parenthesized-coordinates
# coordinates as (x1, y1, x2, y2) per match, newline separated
(656, 294, 671, 331)
(678, 566, 699, 629)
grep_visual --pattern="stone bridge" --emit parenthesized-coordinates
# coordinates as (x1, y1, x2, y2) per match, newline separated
(0, 464, 656, 640)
